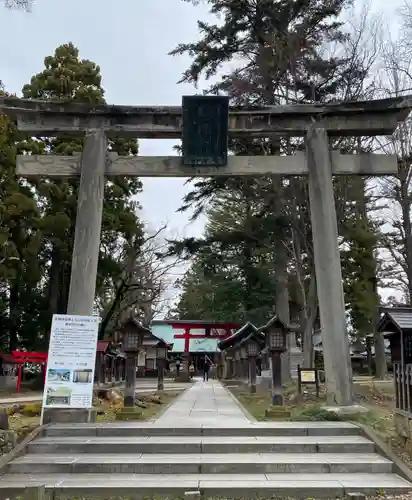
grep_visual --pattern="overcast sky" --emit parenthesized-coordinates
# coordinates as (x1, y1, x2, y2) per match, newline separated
(0, 0, 214, 239)
(0, 0, 404, 305)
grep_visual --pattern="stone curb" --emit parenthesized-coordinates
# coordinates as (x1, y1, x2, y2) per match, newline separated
(151, 386, 190, 422)
(0, 423, 49, 475)
(222, 380, 256, 422)
(357, 422, 412, 484)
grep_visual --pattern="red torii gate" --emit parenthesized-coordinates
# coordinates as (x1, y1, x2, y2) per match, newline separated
(0, 351, 48, 393)
(169, 321, 241, 353)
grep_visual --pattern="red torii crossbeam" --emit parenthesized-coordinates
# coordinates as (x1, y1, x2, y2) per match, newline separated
(169, 321, 241, 353)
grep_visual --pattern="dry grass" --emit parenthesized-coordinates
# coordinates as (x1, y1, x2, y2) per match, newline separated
(95, 390, 183, 422)
(2, 390, 182, 441)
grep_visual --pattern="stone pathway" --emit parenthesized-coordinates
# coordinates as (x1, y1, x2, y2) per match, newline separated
(155, 378, 249, 426)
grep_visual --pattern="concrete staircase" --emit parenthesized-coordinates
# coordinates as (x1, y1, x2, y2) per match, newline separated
(0, 420, 411, 498)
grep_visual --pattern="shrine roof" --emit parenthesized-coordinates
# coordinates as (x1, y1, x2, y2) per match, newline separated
(218, 322, 261, 350)
(96, 341, 111, 353)
(151, 320, 240, 327)
(142, 328, 172, 348)
(377, 307, 412, 335)
(0, 354, 19, 364)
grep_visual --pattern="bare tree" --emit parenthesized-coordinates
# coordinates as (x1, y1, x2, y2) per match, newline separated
(97, 226, 181, 339)
(3, 0, 32, 9)
(375, 5, 412, 303)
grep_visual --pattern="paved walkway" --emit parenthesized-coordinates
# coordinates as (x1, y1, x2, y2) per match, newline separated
(154, 378, 250, 426)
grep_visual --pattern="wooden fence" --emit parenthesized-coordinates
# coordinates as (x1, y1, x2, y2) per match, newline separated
(394, 362, 412, 414)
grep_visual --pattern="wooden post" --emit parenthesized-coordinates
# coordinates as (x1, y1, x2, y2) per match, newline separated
(66, 129, 107, 316)
(366, 337, 373, 376)
(99, 353, 105, 384)
(244, 359, 249, 380)
(271, 351, 283, 405)
(249, 356, 257, 394)
(306, 127, 353, 406)
(157, 358, 165, 391)
(107, 357, 113, 383)
(124, 353, 136, 407)
(297, 364, 302, 396)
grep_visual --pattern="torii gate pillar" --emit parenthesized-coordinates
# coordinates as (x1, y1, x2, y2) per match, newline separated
(67, 129, 107, 316)
(306, 127, 352, 405)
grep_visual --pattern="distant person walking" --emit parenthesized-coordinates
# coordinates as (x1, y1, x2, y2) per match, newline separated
(189, 362, 195, 379)
(203, 355, 212, 382)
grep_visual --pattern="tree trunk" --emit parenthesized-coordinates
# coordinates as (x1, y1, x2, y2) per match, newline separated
(242, 185, 257, 316)
(372, 276, 387, 379)
(99, 280, 127, 340)
(303, 274, 318, 368)
(48, 247, 61, 316)
(271, 175, 291, 382)
(8, 279, 19, 352)
(400, 175, 412, 302)
(58, 260, 71, 314)
(274, 235, 291, 382)
(355, 176, 387, 380)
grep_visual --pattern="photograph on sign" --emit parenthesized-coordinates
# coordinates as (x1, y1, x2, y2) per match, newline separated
(300, 370, 316, 383)
(42, 314, 99, 409)
(47, 368, 71, 382)
(73, 369, 93, 383)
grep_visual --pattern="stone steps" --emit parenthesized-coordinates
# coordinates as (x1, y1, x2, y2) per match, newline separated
(1, 419, 411, 498)
(28, 435, 375, 454)
(0, 473, 410, 498)
(43, 421, 362, 437)
(4, 452, 396, 475)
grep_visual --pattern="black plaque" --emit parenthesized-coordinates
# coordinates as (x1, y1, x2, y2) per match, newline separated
(182, 95, 229, 166)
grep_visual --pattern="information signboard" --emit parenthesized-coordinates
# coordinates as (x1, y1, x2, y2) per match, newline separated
(42, 314, 99, 409)
(297, 364, 320, 398)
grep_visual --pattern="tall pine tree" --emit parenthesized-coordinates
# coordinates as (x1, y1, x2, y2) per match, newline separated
(21, 43, 143, 333)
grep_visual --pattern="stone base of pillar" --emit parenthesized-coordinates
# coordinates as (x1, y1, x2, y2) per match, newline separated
(265, 406, 291, 419)
(115, 408, 143, 421)
(322, 405, 368, 417)
(42, 408, 96, 425)
(290, 348, 304, 378)
(175, 373, 190, 382)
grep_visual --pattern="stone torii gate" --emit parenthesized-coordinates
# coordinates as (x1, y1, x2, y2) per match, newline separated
(1, 95, 410, 406)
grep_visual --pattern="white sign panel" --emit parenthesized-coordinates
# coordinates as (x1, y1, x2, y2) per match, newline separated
(42, 314, 99, 409)
(190, 338, 219, 353)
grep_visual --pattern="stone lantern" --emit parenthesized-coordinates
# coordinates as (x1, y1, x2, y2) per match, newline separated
(119, 317, 147, 408)
(156, 339, 169, 391)
(240, 345, 248, 379)
(261, 315, 292, 407)
(240, 334, 262, 394)
(225, 348, 234, 379)
(234, 348, 241, 379)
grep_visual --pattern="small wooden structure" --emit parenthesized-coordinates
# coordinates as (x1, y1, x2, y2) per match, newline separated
(94, 341, 126, 385)
(218, 322, 264, 380)
(377, 307, 412, 413)
(139, 325, 172, 377)
(0, 351, 47, 393)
